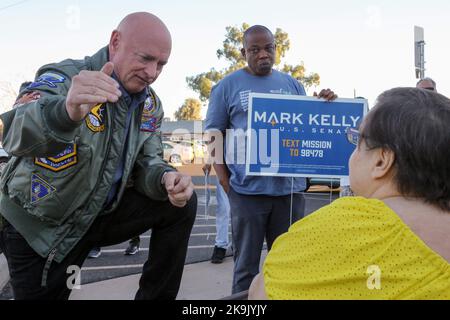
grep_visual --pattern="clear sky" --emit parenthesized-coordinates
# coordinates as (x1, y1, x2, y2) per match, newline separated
(0, 0, 449, 117)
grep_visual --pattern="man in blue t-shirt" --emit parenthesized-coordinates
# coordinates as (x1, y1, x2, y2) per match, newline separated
(205, 25, 337, 294)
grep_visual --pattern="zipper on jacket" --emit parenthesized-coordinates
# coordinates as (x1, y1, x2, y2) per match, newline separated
(41, 248, 57, 287)
(87, 103, 115, 208)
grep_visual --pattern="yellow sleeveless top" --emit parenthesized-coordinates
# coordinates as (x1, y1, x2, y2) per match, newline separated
(263, 197, 450, 299)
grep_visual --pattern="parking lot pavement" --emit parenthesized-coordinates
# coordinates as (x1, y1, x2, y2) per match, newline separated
(76, 187, 336, 286)
(69, 250, 268, 300)
(0, 170, 338, 300)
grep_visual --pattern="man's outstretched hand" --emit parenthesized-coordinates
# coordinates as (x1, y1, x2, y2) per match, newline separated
(66, 62, 122, 122)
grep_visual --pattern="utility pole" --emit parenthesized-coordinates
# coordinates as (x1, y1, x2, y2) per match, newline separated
(414, 26, 425, 79)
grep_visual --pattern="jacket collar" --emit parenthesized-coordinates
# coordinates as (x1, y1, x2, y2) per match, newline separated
(87, 46, 109, 71)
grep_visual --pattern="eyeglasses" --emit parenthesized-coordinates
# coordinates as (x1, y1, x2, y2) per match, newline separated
(422, 87, 435, 91)
(345, 127, 360, 146)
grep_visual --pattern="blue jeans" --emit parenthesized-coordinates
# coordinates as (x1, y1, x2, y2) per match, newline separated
(215, 177, 230, 249)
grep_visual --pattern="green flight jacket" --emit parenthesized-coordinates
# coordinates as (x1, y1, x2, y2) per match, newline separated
(0, 46, 175, 264)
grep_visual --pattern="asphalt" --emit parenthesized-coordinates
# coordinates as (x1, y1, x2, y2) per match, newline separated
(69, 251, 268, 300)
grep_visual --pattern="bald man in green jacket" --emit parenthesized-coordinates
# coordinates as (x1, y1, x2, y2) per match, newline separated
(0, 12, 197, 300)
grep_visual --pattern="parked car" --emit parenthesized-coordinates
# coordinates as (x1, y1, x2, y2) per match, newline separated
(172, 141, 195, 163)
(306, 177, 341, 191)
(177, 140, 206, 159)
(162, 142, 194, 165)
(193, 140, 207, 158)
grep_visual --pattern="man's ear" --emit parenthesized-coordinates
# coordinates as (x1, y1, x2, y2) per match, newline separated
(241, 47, 246, 59)
(109, 30, 120, 57)
(371, 148, 395, 179)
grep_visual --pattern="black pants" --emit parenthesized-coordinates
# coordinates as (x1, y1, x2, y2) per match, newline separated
(0, 188, 197, 300)
(228, 188, 305, 294)
(129, 236, 140, 246)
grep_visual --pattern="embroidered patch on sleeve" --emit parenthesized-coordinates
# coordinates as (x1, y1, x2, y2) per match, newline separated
(27, 72, 66, 89)
(31, 174, 56, 204)
(140, 94, 158, 132)
(85, 103, 106, 132)
(35, 144, 77, 172)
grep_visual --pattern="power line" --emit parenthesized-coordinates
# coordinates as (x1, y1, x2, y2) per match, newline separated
(0, 0, 31, 13)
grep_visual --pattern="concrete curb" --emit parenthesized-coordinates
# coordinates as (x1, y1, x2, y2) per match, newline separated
(0, 253, 10, 290)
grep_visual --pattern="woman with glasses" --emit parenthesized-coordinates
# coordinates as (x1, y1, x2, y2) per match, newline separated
(249, 87, 450, 299)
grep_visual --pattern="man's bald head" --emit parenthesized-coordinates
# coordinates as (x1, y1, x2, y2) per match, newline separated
(416, 77, 437, 92)
(116, 12, 172, 46)
(108, 12, 172, 93)
(243, 25, 273, 48)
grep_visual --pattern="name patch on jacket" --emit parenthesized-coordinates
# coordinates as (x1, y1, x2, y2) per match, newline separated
(140, 94, 158, 132)
(27, 72, 66, 89)
(31, 174, 56, 204)
(86, 103, 106, 132)
(34, 144, 77, 172)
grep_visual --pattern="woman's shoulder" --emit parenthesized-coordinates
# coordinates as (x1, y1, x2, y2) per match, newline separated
(270, 196, 401, 263)
(289, 196, 399, 234)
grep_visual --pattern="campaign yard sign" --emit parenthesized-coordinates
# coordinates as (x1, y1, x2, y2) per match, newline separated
(246, 93, 368, 178)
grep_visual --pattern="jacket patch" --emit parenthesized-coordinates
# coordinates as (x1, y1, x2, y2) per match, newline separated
(85, 103, 106, 132)
(35, 144, 77, 172)
(31, 174, 56, 204)
(140, 94, 158, 132)
(27, 72, 66, 89)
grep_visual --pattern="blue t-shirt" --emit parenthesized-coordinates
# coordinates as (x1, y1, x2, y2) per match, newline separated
(205, 68, 307, 196)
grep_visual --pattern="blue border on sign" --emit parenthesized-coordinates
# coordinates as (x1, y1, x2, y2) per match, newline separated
(246, 93, 368, 178)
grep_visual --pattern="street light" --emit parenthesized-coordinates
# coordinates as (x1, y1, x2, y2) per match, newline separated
(414, 26, 425, 79)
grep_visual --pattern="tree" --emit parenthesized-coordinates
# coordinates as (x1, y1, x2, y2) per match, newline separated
(0, 80, 18, 113)
(186, 23, 320, 102)
(174, 98, 202, 121)
(0, 81, 19, 141)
